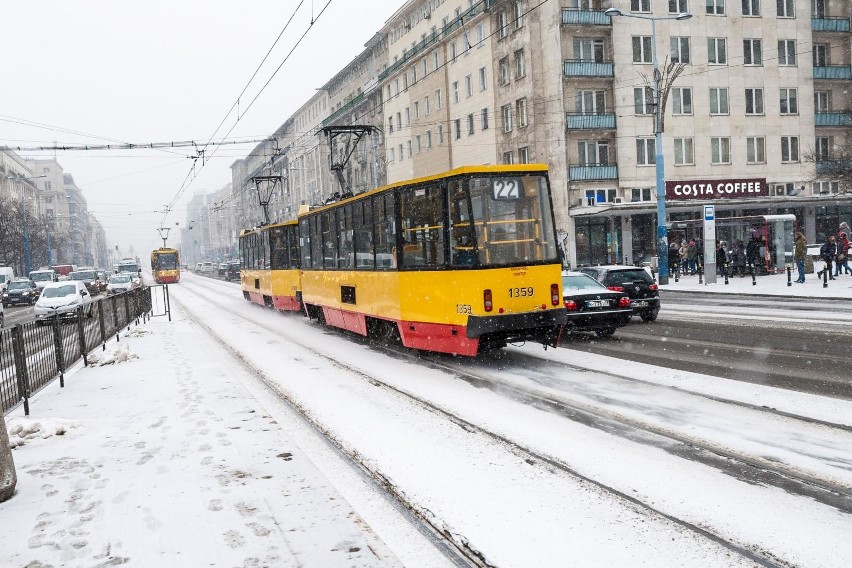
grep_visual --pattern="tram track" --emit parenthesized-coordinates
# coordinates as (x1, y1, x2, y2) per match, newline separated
(177, 274, 821, 568)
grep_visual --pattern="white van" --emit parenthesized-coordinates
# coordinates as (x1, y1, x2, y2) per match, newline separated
(0, 267, 15, 292)
(29, 269, 58, 289)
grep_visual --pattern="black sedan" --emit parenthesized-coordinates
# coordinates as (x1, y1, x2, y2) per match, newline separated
(561, 271, 632, 337)
(3, 279, 41, 307)
(578, 265, 661, 322)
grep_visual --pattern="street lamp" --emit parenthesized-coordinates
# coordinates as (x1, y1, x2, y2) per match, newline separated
(605, 7, 692, 284)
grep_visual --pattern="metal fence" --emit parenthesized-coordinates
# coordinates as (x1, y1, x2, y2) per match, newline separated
(0, 287, 153, 416)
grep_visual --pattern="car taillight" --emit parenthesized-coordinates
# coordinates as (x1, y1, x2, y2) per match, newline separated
(563, 299, 578, 311)
(618, 296, 630, 308)
(550, 283, 559, 306)
(649, 283, 658, 291)
(607, 285, 624, 292)
(483, 289, 493, 312)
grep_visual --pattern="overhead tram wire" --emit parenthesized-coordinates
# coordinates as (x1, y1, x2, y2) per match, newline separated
(161, 0, 336, 227)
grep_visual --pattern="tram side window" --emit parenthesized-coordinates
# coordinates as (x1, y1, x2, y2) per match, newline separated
(287, 225, 300, 268)
(354, 198, 375, 269)
(321, 211, 337, 269)
(310, 216, 323, 269)
(338, 206, 355, 269)
(374, 193, 396, 268)
(399, 182, 445, 268)
(259, 230, 270, 269)
(448, 179, 477, 266)
(299, 219, 312, 268)
(270, 227, 288, 270)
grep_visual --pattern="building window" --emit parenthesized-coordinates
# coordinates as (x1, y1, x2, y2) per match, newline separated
(780, 88, 798, 114)
(669, 0, 688, 12)
(450, 42, 457, 62)
(813, 44, 829, 67)
(742, 0, 760, 16)
(672, 87, 692, 114)
(422, 57, 428, 77)
(516, 98, 528, 127)
(503, 151, 514, 164)
(778, 40, 796, 66)
(497, 11, 508, 39)
(479, 67, 487, 91)
(673, 137, 694, 165)
(631, 0, 651, 12)
(433, 50, 440, 69)
(514, 1, 524, 29)
(816, 136, 832, 161)
(781, 136, 799, 162)
(416, 135, 422, 153)
(467, 113, 475, 135)
(585, 189, 618, 204)
(481, 108, 489, 130)
(743, 39, 762, 65)
(426, 130, 433, 148)
(746, 136, 766, 164)
(407, 140, 412, 158)
(709, 87, 729, 114)
(403, 73, 409, 91)
(454, 118, 462, 139)
(518, 146, 530, 164)
(399, 144, 404, 160)
(777, 0, 794, 17)
(706, 0, 725, 15)
(574, 37, 606, 62)
(634, 87, 653, 114)
(631, 187, 653, 202)
(425, 95, 431, 115)
(477, 22, 485, 45)
(636, 138, 656, 165)
(813, 181, 839, 194)
(708, 38, 727, 64)
(44, 181, 52, 191)
(396, 112, 402, 130)
(576, 90, 607, 114)
(414, 101, 420, 120)
(578, 140, 610, 165)
(388, 117, 394, 134)
(711, 137, 731, 164)
(499, 57, 510, 85)
(632, 36, 652, 63)
(671, 37, 690, 64)
(436, 89, 443, 109)
(452, 82, 460, 103)
(745, 88, 764, 115)
(514, 49, 526, 78)
(463, 31, 471, 54)
(405, 107, 411, 126)
(814, 90, 830, 112)
(438, 125, 444, 144)
(465, 74, 473, 97)
(502, 104, 513, 132)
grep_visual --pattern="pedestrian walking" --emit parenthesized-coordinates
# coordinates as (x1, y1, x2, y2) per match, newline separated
(835, 231, 851, 276)
(679, 239, 689, 274)
(715, 241, 729, 275)
(730, 240, 747, 276)
(746, 236, 761, 274)
(817, 235, 837, 280)
(668, 242, 681, 278)
(793, 231, 807, 283)
(687, 239, 698, 274)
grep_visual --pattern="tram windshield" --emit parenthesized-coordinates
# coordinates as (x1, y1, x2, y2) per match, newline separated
(450, 173, 558, 267)
(154, 253, 178, 270)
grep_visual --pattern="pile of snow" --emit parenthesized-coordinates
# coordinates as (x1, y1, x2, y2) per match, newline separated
(87, 343, 138, 366)
(6, 418, 79, 448)
(124, 327, 150, 338)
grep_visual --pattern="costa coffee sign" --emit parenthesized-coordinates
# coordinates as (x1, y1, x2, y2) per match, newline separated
(665, 178, 767, 201)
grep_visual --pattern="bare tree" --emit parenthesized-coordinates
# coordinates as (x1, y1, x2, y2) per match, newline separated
(0, 415, 16, 502)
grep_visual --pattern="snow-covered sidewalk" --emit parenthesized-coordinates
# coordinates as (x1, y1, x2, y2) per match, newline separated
(660, 268, 852, 298)
(0, 313, 404, 568)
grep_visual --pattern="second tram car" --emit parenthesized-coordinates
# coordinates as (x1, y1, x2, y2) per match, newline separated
(150, 248, 180, 284)
(239, 220, 302, 311)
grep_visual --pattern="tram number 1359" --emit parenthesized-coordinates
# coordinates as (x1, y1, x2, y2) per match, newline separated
(508, 287, 534, 298)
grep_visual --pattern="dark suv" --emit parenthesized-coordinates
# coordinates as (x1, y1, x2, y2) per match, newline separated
(578, 265, 660, 322)
(3, 278, 40, 307)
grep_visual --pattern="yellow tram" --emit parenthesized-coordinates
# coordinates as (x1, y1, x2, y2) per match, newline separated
(298, 164, 566, 356)
(150, 247, 180, 284)
(239, 220, 302, 311)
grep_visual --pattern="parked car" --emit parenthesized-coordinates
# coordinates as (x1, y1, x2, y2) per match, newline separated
(3, 278, 41, 307)
(218, 263, 229, 278)
(33, 281, 93, 322)
(106, 273, 135, 295)
(578, 265, 661, 322)
(561, 271, 632, 337)
(226, 261, 241, 281)
(199, 261, 216, 276)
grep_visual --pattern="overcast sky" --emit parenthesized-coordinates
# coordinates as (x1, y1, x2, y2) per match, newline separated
(0, 0, 403, 256)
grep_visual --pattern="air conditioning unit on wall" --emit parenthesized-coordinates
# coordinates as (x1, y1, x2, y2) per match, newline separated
(614, 197, 623, 204)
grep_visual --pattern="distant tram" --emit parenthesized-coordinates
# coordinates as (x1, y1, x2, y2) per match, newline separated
(239, 164, 567, 356)
(150, 248, 180, 284)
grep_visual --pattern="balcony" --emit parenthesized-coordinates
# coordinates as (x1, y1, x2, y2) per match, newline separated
(566, 112, 616, 130)
(814, 112, 852, 127)
(812, 17, 851, 32)
(564, 60, 614, 78)
(561, 8, 611, 26)
(569, 163, 618, 181)
(321, 93, 365, 128)
(814, 65, 852, 80)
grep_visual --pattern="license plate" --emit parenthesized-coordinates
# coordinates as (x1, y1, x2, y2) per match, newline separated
(632, 300, 648, 307)
(586, 300, 609, 308)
